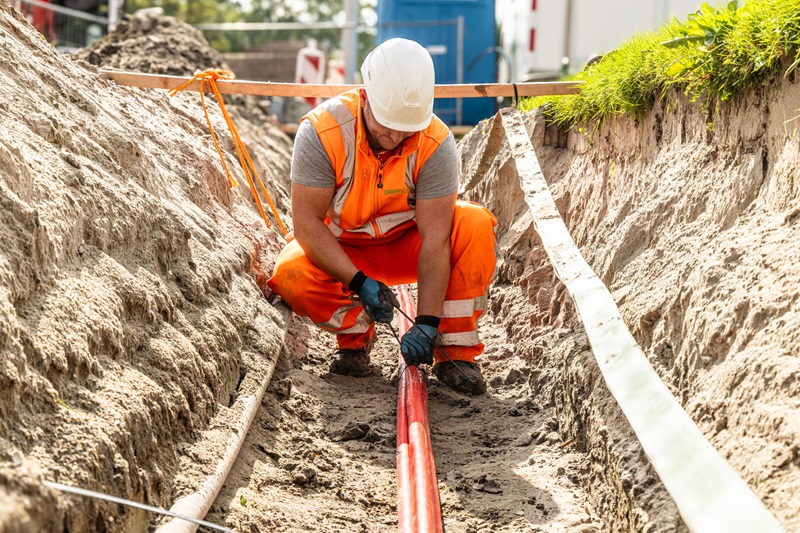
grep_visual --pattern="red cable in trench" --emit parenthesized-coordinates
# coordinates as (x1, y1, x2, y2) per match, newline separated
(395, 286, 444, 533)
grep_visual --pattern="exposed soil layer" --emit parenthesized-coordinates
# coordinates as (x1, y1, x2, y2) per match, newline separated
(1, 2, 799, 532)
(74, 13, 228, 77)
(0, 6, 602, 532)
(0, 4, 289, 531)
(459, 70, 800, 531)
(200, 309, 603, 533)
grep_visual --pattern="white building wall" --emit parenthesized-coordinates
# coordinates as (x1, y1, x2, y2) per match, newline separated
(499, 0, 711, 82)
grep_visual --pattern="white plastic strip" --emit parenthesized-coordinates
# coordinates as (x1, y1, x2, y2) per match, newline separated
(498, 108, 783, 533)
(156, 302, 293, 533)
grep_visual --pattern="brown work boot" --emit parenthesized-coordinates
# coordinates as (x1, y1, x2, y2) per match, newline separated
(330, 347, 371, 376)
(432, 361, 487, 395)
(330, 334, 375, 377)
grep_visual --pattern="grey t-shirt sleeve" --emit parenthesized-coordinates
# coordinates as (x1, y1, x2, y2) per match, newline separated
(290, 120, 336, 188)
(415, 132, 459, 199)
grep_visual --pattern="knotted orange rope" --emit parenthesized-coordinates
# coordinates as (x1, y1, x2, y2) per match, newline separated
(170, 69, 287, 236)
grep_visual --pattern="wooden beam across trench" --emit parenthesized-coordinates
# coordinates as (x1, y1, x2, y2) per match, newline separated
(100, 69, 582, 99)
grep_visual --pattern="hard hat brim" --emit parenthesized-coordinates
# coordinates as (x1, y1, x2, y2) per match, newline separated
(370, 109, 433, 133)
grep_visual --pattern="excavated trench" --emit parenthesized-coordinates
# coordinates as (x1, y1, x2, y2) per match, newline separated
(2, 4, 799, 533)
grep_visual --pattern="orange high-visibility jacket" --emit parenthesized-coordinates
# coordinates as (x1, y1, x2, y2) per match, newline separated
(303, 88, 452, 243)
(270, 90, 498, 362)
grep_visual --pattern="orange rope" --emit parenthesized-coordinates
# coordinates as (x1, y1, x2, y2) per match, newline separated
(169, 69, 287, 236)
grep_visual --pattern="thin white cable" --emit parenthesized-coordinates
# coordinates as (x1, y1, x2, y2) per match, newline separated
(42, 481, 237, 533)
(498, 108, 784, 533)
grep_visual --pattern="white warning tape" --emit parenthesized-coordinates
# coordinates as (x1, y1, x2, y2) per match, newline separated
(498, 107, 783, 533)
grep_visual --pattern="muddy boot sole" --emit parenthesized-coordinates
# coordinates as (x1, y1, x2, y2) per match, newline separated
(433, 361, 487, 394)
(330, 348, 371, 377)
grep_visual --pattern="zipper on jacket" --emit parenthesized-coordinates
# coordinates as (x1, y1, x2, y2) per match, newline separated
(376, 143, 401, 189)
(372, 159, 386, 235)
(375, 162, 384, 219)
(356, 168, 367, 227)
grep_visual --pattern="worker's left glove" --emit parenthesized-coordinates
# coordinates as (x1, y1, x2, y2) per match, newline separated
(349, 271, 395, 323)
(401, 316, 440, 366)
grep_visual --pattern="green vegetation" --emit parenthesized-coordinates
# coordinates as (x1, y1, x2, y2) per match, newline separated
(522, 0, 800, 127)
(56, 397, 74, 411)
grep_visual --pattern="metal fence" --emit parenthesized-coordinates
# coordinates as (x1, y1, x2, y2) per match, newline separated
(12, 3, 468, 124)
(195, 19, 466, 125)
(16, 0, 109, 51)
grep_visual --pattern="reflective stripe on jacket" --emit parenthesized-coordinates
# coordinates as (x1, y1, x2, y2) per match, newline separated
(302, 89, 451, 243)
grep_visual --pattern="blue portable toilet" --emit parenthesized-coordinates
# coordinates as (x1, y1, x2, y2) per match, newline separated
(376, 0, 496, 126)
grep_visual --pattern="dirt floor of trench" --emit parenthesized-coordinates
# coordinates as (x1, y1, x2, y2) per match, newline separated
(187, 286, 604, 533)
(0, 7, 608, 532)
(4, 3, 798, 532)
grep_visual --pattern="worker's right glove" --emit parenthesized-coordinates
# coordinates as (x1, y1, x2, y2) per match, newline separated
(349, 271, 395, 323)
(401, 316, 440, 366)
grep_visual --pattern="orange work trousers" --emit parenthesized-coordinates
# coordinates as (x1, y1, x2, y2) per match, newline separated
(268, 201, 497, 363)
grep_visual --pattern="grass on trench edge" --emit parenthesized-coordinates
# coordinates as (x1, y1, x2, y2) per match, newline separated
(521, 0, 800, 128)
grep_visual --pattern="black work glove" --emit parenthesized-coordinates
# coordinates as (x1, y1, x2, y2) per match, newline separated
(400, 316, 440, 366)
(349, 271, 396, 323)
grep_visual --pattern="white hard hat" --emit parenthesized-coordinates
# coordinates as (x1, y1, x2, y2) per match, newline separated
(360, 38, 435, 132)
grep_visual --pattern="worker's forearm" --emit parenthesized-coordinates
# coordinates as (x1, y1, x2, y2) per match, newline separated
(295, 220, 358, 286)
(417, 238, 450, 318)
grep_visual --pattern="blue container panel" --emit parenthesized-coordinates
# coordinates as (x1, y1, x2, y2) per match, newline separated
(376, 22, 460, 124)
(376, 0, 496, 125)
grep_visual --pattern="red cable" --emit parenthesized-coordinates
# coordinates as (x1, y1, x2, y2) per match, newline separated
(396, 286, 443, 533)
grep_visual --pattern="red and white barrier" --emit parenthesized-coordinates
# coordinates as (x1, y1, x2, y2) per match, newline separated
(295, 42, 326, 108)
(326, 58, 346, 85)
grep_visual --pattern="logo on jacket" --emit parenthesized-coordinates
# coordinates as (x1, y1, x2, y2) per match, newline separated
(383, 187, 409, 196)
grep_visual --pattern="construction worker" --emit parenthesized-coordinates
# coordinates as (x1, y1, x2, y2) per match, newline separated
(268, 38, 497, 394)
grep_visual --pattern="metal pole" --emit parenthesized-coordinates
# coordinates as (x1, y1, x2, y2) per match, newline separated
(348, 0, 359, 83)
(563, 0, 573, 68)
(342, 0, 359, 83)
(108, 0, 121, 31)
(656, 0, 670, 25)
(456, 16, 464, 126)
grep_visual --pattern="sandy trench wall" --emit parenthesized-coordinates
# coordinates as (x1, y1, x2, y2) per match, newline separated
(460, 115, 685, 533)
(73, 10, 295, 198)
(459, 68, 800, 530)
(0, 3, 292, 531)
